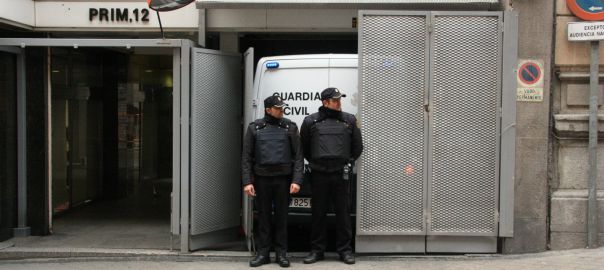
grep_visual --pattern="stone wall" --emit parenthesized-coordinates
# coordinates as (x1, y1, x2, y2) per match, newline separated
(502, 0, 553, 253)
(551, 0, 604, 250)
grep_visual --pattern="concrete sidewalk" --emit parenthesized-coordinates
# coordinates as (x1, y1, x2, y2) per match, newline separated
(0, 246, 602, 270)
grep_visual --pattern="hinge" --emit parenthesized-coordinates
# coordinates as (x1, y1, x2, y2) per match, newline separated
(495, 210, 500, 223)
(425, 211, 431, 226)
(252, 99, 258, 107)
(427, 22, 433, 33)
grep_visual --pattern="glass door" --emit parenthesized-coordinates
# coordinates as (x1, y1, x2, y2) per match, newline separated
(49, 47, 174, 240)
(51, 48, 118, 213)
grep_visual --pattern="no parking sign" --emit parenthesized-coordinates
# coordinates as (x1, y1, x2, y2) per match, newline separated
(566, 0, 604, 21)
(517, 60, 544, 102)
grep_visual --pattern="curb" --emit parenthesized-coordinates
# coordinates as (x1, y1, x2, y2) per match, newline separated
(0, 246, 601, 263)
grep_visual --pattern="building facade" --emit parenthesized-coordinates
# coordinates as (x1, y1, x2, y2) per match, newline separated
(0, 0, 600, 254)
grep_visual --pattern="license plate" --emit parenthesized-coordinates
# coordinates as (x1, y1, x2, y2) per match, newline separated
(289, 197, 311, 208)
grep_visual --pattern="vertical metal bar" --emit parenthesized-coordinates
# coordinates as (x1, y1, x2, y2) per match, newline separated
(242, 48, 255, 253)
(499, 10, 518, 238)
(156, 11, 165, 40)
(14, 48, 31, 237)
(426, 12, 436, 238)
(198, 9, 206, 48)
(180, 40, 192, 253)
(492, 12, 504, 237)
(587, 40, 599, 249)
(46, 46, 53, 233)
(171, 47, 182, 249)
(355, 10, 364, 237)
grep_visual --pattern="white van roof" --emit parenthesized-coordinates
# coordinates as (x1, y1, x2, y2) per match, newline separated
(258, 54, 357, 62)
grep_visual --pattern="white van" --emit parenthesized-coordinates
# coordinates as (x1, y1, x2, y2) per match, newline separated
(242, 54, 359, 239)
(245, 54, 359, 130)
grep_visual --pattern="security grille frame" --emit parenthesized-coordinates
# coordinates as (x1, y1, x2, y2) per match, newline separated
(357, 10, 508, 241)
(357, 10, 431, 236)
(189, 48, 242, 246)
(426, 11, 502, 237)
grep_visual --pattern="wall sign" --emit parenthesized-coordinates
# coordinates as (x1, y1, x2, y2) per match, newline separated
(517, 59, 544, 102)
(566, 0, 604, 21)
(34, 2, 198, 29)
(568, 21, 604, 41)
(89, 8, 150, 22)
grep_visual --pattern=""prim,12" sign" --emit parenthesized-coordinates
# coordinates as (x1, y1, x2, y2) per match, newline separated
(89, 8, 150, 23)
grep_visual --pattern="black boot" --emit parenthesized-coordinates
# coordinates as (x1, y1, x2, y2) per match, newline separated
(249, 254, 271, 267)
(339, 252, 355, 264)
(303, 252, 324, 264)
(275, 252, 290, 268)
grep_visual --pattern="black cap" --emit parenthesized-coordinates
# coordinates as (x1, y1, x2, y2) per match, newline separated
(264, 94, 288, 109)
(320, 87, 347, 100)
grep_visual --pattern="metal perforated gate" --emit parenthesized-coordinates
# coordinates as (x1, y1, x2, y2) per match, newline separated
(358, 12, 428, 236)
(429, 14, 501, 237)
(189, 48, 242, 250)
(357, 11, 514, 253)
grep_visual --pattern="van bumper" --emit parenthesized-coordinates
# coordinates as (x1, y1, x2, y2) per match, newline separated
(287, 212, 356, 226)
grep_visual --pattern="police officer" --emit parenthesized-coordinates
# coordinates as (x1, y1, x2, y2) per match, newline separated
(241, 94, 304, 268)
(301, 87, 363, 265)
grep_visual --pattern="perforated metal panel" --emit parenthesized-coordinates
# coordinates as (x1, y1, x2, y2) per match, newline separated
(358, 12, 428, 235)
(357, 12, 507, 252)
(190, 48, 242, 236)
(428, 14, 501, 235)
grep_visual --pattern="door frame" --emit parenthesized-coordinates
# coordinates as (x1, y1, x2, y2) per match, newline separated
(0, 38, 193, 252)
(0, 46, 28, 237)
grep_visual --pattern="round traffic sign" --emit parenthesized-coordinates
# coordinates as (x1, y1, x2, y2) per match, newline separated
(567, 0, 604, 21)
(519, 62, 542, 86)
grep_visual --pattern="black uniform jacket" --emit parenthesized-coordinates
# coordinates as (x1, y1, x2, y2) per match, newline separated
(241, 115, 304, 187)
(300, 106, 364, 173)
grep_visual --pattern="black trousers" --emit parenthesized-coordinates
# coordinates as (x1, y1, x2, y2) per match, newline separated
(310, 171, 352, 254)
(255, 175, 290, 255)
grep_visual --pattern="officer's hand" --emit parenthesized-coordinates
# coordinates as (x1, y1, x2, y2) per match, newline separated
(244, 184, 256, 197)
(290, 183, 300, 194)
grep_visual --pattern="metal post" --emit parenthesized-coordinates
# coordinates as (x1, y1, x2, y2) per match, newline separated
(588, 40, 600, 249)
(14, 49, 30, 237)
(156, 11, 165, 40)
(198, 9, 206, 48)
(180, 41, 192, 253)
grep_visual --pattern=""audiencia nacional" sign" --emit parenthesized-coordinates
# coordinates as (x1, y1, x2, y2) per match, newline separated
(568, 21, 604, 41)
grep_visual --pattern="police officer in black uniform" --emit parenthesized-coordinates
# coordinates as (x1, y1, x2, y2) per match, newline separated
(242, 94, 304, 268)
(301, 87, 363, 265)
